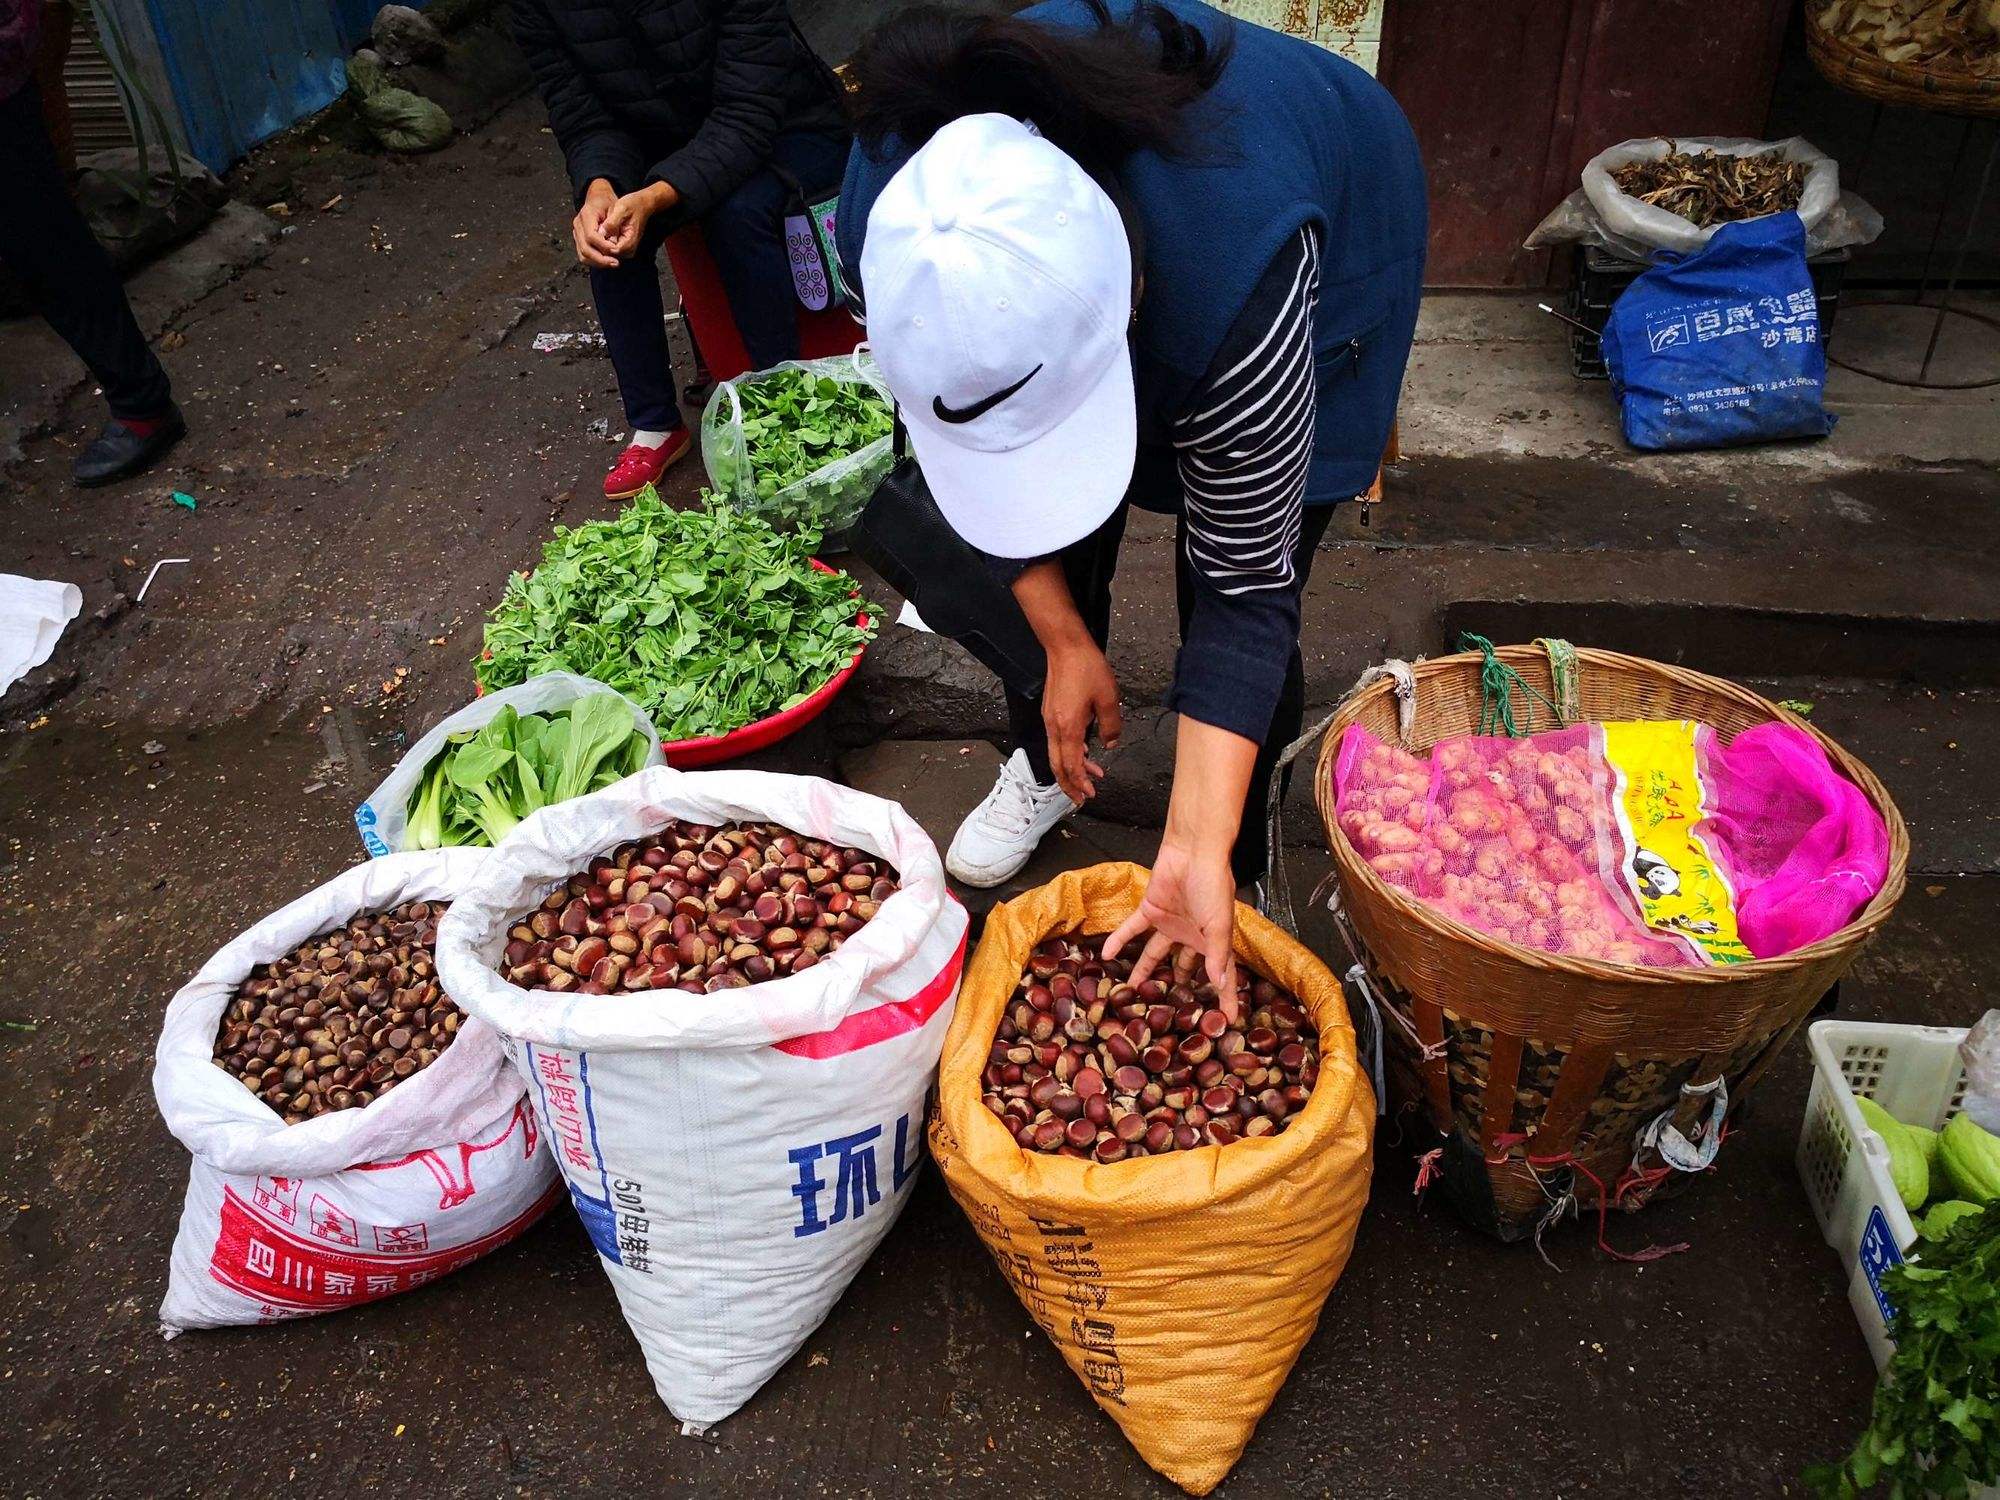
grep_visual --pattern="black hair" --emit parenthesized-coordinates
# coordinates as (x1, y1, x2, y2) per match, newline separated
(845, 1, 1232, 178)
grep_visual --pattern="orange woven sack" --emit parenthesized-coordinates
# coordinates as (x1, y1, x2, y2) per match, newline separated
(928, 863, 1375, 1495)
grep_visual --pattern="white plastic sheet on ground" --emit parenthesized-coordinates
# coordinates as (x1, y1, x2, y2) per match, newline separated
(435, 767, 967, 1430)
(0, 574, 81, 694)
(153, 850, 559, 1333)
(1525, 136, 1882, 260)
(353, 671, 664, 856)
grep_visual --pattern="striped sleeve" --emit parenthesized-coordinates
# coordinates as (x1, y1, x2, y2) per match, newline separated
(1171, 225, 1321, 596)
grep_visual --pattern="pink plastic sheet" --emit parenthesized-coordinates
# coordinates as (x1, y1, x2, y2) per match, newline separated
(1699, 723, 1891, 959)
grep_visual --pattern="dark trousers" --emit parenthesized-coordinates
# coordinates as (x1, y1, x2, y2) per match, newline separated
(1002, 502, 1335, 884)
(0, 81, 173, 421)
(589, 128, 850, 432)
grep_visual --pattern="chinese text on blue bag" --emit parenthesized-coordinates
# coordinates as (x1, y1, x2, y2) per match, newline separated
(1601, 212, 1835, 452)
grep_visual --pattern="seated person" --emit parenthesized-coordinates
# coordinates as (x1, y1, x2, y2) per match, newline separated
(514, 0, 847, 497)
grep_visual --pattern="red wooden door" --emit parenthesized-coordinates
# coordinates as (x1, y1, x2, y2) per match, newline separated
(1379, 0, 1793, 286)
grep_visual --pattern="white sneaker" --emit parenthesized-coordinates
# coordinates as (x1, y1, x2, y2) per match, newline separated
(946, 749, 1079, 888)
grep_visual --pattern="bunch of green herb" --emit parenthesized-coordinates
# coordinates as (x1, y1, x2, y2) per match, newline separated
(404, 695, 649, 849)
(706, 363, 894, 536)
(475, 489, 877, 742)
(1807, 1203, 2000, 1498)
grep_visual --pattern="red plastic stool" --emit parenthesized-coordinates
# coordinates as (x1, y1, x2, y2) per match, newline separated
(664, 224, 863, 384)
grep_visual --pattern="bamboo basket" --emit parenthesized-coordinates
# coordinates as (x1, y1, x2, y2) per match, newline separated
(1806, 7, 2000, 117)
(1313, 645, 1908, 1242)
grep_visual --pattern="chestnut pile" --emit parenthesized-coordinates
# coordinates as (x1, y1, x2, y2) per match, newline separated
(983, 934, 1320, 1160)
(497, 820, 898, 995)
(212, 899, 461, 1123)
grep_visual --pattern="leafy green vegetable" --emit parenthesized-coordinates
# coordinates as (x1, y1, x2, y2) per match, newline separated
(705, 362, 895, 537)
(475, 489, 877, 742)
(405, 755, 449, 850)
(402, 696, 651, 849)
(1807, 1202, 2000, 1498)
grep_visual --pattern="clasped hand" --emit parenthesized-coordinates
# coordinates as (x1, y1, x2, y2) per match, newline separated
(572, 179, 676, 269)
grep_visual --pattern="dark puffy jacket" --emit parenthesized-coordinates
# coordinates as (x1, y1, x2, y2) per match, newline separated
(512, 0, 843, 217)
(0, 0, 43, 103)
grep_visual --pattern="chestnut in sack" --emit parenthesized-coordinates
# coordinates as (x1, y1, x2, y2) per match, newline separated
(929, 862, 1375, 1496)
(435, 766, 966, 1431)
(152, 850, 560, 1333)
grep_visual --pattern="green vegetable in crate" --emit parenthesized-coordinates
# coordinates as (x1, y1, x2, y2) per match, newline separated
(1905, 1121, 1942, 1173)
(405, 696, 648, 849)
(475, 489, 876, 742)
(1938, 1113, 2000, 1205)
(1807, 1203, 2000, 1499)
(1857, 1096, 1929, 1212)
(1919, 1200, 1983, 1241)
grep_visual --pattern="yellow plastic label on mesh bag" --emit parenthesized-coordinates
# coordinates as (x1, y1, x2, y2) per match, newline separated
(1602, 719, 1752, 965)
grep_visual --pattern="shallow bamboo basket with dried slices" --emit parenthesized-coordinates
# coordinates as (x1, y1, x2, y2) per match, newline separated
(1811, 0, 2000, 115)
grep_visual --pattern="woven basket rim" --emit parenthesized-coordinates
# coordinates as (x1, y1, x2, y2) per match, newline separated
(1805, 9, 2000, 113)
(1316, 644, 1912, 986)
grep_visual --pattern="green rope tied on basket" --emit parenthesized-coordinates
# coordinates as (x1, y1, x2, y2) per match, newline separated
(1458, 632, 1565, 737)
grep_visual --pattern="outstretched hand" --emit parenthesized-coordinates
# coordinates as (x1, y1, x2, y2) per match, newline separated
(1102, 837, 1238, 999)
(1102, 715, 1261, 998)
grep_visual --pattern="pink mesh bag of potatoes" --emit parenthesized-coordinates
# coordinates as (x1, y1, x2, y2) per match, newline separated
(1334, 726, 1689, 966)
(1333, 720, 1886, 966)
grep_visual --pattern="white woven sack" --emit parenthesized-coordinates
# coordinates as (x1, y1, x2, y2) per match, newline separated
(154, 850, 560, 1332)
(435, 767, 966, 1430)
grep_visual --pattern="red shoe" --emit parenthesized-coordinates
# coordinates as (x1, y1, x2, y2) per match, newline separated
(603, 426, 693, 500)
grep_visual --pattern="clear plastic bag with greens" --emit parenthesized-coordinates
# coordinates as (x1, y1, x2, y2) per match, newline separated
(700, 349, 894, 542)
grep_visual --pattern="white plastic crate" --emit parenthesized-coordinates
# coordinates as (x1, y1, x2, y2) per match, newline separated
(1797, 1019, 1970, 1371)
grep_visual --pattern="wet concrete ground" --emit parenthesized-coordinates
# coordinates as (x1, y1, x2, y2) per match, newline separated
(3, 87, 1998, 1500)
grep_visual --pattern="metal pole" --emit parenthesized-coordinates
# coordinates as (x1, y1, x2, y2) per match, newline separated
(1914, 114, 1974, 306)
(1851, 99, 1884, 202)
(1918, 120, 1999, 385)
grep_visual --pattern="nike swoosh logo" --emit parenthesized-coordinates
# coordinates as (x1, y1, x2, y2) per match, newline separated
(931, 364, 1043, 424)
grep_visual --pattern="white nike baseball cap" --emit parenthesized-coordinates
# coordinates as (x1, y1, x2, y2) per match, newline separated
(859, 113, 1136, 560)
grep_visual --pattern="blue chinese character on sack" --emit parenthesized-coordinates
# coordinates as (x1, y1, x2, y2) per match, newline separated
(789, 1127, 881, 1236)
(789, 1142, 830, 1238)
(788, 1113, 925, 1237)
(892, 1113, 921, 1193)
(824, 1126, 883, 1226)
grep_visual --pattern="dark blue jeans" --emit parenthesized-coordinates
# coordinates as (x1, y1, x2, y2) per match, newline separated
(590, 129, 850, 432)
(0, 81, 173, 422)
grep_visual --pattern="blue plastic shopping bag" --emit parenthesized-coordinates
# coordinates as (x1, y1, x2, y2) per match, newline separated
(1601, 213, 1834, 451)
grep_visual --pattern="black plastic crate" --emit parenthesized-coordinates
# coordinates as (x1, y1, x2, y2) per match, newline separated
(1564, 243, 1849, 380)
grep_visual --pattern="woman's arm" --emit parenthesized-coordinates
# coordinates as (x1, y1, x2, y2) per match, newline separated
(1167, 225, 1320, 749)
(1010, 560, 1121, 804)
(509, 0, 645, 205)
(1108, 226, 1323, 992)
(641, 0, 797, 222)
(1105, 719, 1254, 993)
